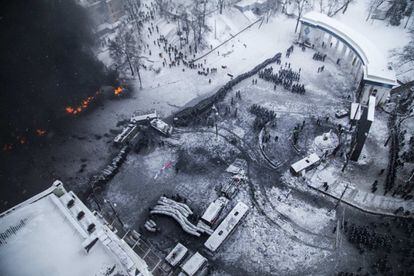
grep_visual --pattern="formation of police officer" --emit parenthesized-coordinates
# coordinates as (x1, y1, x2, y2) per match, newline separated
(249, 104, 277, 132)
(344, 222, 392, 253)
(258, 65, 305, 94)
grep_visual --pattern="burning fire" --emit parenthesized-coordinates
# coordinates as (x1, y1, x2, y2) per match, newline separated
(3, 128, 49, 152)
(35, 129, 47, 136)
(114, 86, 123, 96)
(17, 136, 27, 145)
(65, 93, 99, 115)
(3, 143, 13, 152)
(66, 106, 75, 114)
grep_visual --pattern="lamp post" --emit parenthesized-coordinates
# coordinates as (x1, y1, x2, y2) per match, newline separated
(104, 198, 124, 228)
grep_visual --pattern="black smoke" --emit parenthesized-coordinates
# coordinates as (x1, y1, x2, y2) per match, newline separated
(0, 0, 117, 146)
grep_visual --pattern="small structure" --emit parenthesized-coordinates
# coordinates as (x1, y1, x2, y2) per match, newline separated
(130, 111, 158, 124)
(76, 0, 125, 36)
(150, 118, 173, 136)
(204, 202, 249, 252)
(201, 197, 229, 226)
(165, 243, 188, 267)
(225, 158, 247, 175)
(180, 252, 208, 276)
(312, 131, 340, 157)
(350, 102, 362, 121)
(334, 108, 349, 119)
(349, 96, 376, 161)
(114, 123, 139, 144)
(290, 153, 321, 175)
(370, 1, 393, 20)
(114, 111, 159, 145)
(234, 0, 272, 14)
(220, 177, 243, 199)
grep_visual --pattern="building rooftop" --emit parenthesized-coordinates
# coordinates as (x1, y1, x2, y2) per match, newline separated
(301, 12, 397, 87)
(180, 252, 207, 276)
(235, 0, 268, 7)
(291, 153, 320, 173)
(0, 181, 151, 276)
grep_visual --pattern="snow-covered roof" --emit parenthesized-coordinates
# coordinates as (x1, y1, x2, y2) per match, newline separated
(367, 96, 376, 122)
(165, 243, 188, 267)
(180, 252, 207, 276)
(291, 153, 320, 173)
(350, 103, 362, 121)
(201, 197, 228, 224)
(0, 181, 151, 276)
(204, 202, 249, 252)
(131, 111, 158, 124)
(301, 12, 397, 87)
(235, 0, 268, 7)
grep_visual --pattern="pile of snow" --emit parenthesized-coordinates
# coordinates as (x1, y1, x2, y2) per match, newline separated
(311, 130, 339, 156)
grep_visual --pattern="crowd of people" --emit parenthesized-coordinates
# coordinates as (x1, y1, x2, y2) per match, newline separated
(119, 1, 223, 84)
(313, 52, 326, 61)
(344, 222, 392, 253)
(258, 65, 305, 94)
(249, 104, 277, 121)
(249, 104, 277, 131)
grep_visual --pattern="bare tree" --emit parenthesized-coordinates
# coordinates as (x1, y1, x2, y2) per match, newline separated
(294, 0, 311, 33)
(109, 25, 145, 88)
(318, 0, 354, 17)
(155, 0, 174, 18)
(190, 0, 210, 53)
(404, 1, 414, 28)
(391, 30, 414, 94)
(124, 0, 142, 35)
(366, 0, 386, 21)
(217, 0, 226, 14)
(281, 0, 289, 14)
(266, 0, 280, 21)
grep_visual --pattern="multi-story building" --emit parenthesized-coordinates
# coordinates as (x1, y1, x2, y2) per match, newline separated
(77, 0, 126, 36)
(0, 180, 152, 276)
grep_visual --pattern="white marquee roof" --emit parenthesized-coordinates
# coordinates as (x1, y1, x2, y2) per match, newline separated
(301, 12, 397, 87)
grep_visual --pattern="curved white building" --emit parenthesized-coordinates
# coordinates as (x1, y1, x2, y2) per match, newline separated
(299, 12, 397, 106)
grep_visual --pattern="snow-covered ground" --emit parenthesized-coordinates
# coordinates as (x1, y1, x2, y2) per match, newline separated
(93, 0, 411, 138)
(2, 1, 413, 275)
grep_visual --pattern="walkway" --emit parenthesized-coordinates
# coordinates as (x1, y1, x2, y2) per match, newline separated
(307, 177, 414, 218)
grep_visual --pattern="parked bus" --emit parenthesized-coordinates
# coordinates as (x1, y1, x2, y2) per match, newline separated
(204, 202, 249, 252)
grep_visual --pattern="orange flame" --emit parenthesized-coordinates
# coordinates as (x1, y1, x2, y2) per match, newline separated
(18, 136, 27, 145)
(65, 93, 98, 115)
(114, 86, 123, 96)
(66, 106, 75, 114)
(3, 143, 13, 152)
(36, 129, 47, 136)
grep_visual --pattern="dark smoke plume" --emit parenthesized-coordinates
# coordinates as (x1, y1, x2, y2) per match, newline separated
(0, 0, 116, 146)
